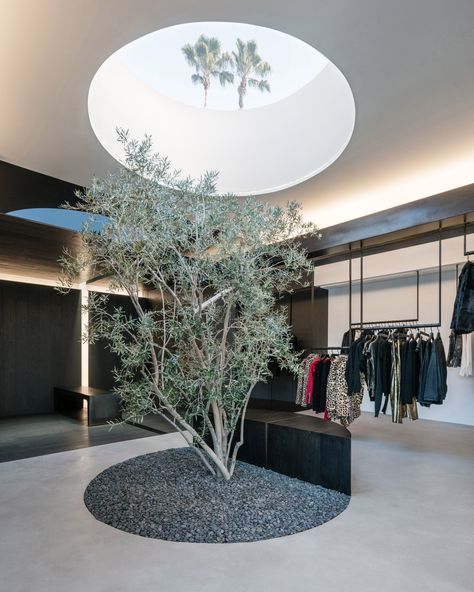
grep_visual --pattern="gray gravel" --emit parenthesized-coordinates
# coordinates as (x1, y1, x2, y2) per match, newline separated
(84, 447, 350, 543)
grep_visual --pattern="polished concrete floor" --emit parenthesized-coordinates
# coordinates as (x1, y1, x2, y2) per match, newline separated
(1, 412, 473, 592)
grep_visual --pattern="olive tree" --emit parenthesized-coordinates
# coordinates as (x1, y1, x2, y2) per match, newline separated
(60, 131, 318, 480)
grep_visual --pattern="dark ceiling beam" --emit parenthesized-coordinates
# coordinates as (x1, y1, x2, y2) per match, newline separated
(0, 213, 84, 282)
(0, 160, 81, 213)
(303, 183, 474, 258)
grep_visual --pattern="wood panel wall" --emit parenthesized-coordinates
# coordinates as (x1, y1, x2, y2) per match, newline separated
(88, 294, 150, 390)
(0, 281, 81, 417)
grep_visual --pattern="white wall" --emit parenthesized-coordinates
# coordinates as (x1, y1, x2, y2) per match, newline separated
(316, 236, 474, 425)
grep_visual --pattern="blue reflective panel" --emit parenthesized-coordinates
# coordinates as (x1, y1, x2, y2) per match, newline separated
(7, 208, 108, 232)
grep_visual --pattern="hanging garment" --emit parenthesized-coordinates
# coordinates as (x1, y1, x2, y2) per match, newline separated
(345, 336, 366, 395)
(446, 330, 463, 368)
(305, 356, 323, 404)
(364, 340, 376, 402)
(394, 339, 418, 422)
(460, 333, 473, 376)
(390, 340, 403, 424)
(312, 357, 332, 413)
(400, 338, 420, 404)
(295, 355, 316, 405)
(369, 336, 392, 417)
(341, 328, 357, 352)
(418, 336, 448, 406)
(450, 261, 474, 334)
(326, 355, 363, 427)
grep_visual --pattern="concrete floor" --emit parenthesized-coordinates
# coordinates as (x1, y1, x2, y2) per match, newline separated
(0, 412, 473, 592)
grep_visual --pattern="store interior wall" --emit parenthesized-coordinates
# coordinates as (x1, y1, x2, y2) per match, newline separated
(315, 235, 474, 426)
(89, 293, 152, 390)
(0, 280, 81, 417)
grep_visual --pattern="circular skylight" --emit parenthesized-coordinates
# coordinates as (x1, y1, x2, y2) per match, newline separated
(89, 22, 355, 195)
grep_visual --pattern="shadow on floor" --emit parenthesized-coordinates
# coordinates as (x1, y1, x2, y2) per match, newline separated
(0, 410, 176, 463)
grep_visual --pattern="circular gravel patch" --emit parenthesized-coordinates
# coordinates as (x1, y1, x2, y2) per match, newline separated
(84, 447, 350, 543)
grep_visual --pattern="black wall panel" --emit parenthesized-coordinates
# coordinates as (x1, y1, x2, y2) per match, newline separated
(287, 286, 328, 351)
(250, 286, 328, 410)
(88, 294, 150, 390)
(0, 281, 81, 417)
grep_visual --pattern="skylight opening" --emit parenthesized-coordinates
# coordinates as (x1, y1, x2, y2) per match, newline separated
(88, 22, 355, 196)
(117, 22, 328, 111)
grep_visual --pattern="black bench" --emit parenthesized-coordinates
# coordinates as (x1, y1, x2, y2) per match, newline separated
(237, 408, 351, 495)
(54, 386, 121, 426)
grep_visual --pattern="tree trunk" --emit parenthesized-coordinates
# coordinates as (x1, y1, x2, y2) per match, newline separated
(204, 83, 208, 108)
(238, 78, 246, 109)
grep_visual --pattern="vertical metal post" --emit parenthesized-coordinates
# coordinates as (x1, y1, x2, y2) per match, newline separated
(464, 214, 467, 256)
(438, 221, 442, 327)
(80, 283, 89, 387)
(349, 244, 352, 344)
(416, 270, 420, 320)
(311, 272, 315, 348)
(464, 213, 474, 257)
(360, 240, 364, 331)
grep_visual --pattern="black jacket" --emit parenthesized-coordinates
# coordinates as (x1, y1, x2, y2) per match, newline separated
(418, 336, 447, 407)
(371, 337, 391, 416)
(345, 337, 365, 394)
(400, 338, 420, 404)
(451, 261, 474, 334)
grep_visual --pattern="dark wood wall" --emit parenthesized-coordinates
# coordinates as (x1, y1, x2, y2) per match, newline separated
(88, 294, 150, 390)
(278, 286, 329, 351)
(0, 281, 81, 417)
(250, 286, 328, 411)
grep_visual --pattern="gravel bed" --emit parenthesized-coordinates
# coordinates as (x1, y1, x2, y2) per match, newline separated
(84, 447, 350, 543)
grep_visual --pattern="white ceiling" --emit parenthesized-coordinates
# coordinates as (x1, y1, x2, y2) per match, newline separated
(1, 0, 474, 228)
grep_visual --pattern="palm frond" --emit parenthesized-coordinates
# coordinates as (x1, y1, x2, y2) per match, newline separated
(181, 44, 197, 68)
(246, 39, 258, 56)
(218, 71, 234, 86)
(248, 78, 270, 93)
(191, 73, 204, 86)
(255, 60, 271, 77)
(219, 51, 234, 69)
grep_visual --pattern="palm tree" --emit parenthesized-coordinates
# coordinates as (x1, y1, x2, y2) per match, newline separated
(182, 35, 234, 108)
(232, 38, 271, 109)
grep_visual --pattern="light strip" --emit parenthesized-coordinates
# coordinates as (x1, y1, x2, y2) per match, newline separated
(80, 283, 89, 387)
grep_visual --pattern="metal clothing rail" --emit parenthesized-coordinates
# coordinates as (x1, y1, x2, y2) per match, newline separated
(348, 221, 443, 342)
(351, 323, 440, 332)
(309, 346, 344, 351)
(464, 214, 474, 257)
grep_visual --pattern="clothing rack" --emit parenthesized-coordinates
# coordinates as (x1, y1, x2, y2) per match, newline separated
(348, 221, 443, 342)
(309, 346, 344, 352)
(351, 323, 440, 332)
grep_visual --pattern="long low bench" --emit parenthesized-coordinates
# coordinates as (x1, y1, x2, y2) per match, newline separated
(237, 409, 351, 495)
(54, 386, 121, 426)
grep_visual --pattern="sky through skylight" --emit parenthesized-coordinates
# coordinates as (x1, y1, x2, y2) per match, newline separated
(118, 22, 328, 110)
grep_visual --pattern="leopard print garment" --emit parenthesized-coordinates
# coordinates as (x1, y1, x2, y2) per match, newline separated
(295, 354, 317, 406)
(326, 355, 363, 427)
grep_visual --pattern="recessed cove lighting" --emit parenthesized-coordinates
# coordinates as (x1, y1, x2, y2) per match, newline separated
(88, 22, 355, 195)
